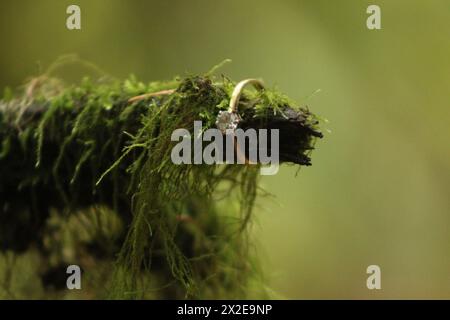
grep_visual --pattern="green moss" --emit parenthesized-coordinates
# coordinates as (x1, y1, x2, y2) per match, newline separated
(0, 67, 321, 299)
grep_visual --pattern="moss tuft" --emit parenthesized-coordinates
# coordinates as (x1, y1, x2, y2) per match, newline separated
(0, 69, 321, 298)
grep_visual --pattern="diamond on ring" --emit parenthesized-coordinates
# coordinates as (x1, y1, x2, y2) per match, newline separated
(215, 110, 241, 134)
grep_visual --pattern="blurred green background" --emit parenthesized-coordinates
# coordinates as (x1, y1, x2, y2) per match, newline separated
(0, 0, 449, 299)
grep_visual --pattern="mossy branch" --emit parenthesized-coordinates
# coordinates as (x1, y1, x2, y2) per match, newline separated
(0, 72, 322, 298)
